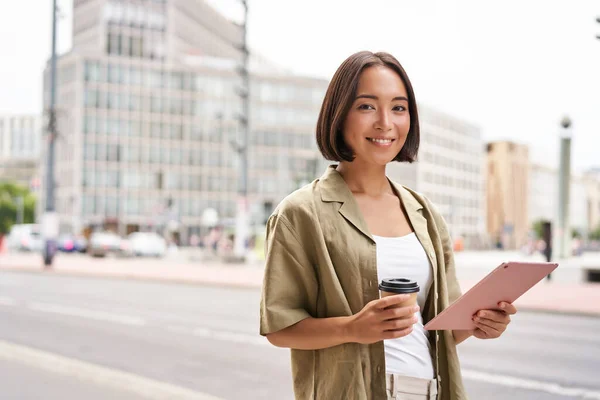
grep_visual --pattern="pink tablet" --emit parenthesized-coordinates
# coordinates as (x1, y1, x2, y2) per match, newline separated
(424, 261, 558, 331)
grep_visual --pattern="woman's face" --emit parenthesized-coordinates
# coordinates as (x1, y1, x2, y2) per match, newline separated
(342, 65, 411, 166)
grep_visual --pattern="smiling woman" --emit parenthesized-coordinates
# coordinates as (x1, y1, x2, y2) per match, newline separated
(259, 51, 516, 400)
(316, 51, 420, 165)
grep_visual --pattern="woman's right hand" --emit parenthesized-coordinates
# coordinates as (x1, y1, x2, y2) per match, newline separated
(346, 294, 419, 344)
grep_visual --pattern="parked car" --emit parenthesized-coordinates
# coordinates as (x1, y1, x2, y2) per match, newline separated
(121, 232, 167, 258)
(57, 234, 88, 253)
(88, 231, 121, 257)
(6, 224, 43, 253)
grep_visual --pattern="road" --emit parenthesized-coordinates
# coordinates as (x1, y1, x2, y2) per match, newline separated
(0, 270, 599, 400)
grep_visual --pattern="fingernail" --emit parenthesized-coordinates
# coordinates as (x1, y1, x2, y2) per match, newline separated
(479, 311, 485, 317)
(499, 303, 506, 309)
(413, 306, 420, 312)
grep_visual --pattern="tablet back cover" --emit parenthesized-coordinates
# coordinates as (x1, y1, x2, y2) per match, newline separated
(424, 261, 558, 331)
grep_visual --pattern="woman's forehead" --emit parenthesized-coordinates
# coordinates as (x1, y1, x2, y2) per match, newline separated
(356, 66, 408, 98)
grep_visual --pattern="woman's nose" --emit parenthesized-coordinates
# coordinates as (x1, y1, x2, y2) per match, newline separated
(374, 110, 393, 131)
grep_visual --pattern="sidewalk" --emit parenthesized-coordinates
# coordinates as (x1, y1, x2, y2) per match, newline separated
(1, 251, 599, 317)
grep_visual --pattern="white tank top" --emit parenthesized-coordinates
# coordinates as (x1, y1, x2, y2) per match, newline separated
(373, 233, 435, 379)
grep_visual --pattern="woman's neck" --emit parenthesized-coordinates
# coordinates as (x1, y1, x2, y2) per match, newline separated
(336, 161, 392, 198)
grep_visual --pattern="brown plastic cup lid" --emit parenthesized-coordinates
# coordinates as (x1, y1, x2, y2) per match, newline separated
(379, 278, 420, 294)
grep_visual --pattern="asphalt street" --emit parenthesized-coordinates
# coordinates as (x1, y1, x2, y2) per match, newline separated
(0, 271, 599, 400)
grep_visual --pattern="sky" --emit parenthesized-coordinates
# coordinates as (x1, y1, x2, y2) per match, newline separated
(1, 0, 599, 173)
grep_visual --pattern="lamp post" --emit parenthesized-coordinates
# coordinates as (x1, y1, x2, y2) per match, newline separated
(42, 0, 59, 267)
(556, 116, 572, 260)
(232, 0, 250, 262)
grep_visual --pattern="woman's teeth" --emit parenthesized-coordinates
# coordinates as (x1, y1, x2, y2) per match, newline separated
(368, 138, 393, 143)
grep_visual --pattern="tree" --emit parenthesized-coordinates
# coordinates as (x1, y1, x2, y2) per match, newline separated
(0, 182, 37, 235)
(590, 225, 600, 241)
(531, 219, 548, 240)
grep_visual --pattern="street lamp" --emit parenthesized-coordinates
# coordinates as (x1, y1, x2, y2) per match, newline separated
(232, 0, 250, 262)
(41, 0, 60, 267)
(556, 116, 572, 261)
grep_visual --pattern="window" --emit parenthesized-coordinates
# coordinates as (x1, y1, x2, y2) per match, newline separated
(208, 151, 221, 166)
(85, 89, 98, 108)
(83, 195, 95, 215)
(120, 93, 130, 111)
(106, 195, 118, 216)
(108, 64, 120, 83)
(150, 123, 161, 138)
(84, 143, 96, 160)
(84, 115, 96, 134)
(171, 148, 180, 165)
(130, 36, 142, 57)
(85, 61, 99, 82)
(130, 67, 141, 85)
(96, 143, 107, 161)
(170, 123, 182, 140)
(151, 96, 161, 113)
(107, 144, 120, 162)
(97, 91, 106, 109)
(120, 119, 130, 136)
(127, 145, 139, 163)
(161, 147, 170, 164)
(150, 146, 160, 163)
(107, 170, 120, 187)
(130, 120, 141, 136)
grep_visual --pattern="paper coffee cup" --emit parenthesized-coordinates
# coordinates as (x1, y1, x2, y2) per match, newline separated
(379, 278, 420, 310)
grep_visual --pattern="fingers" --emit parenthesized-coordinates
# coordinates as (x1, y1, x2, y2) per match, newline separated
(381, 326, 414, 340)
(383, 315, 418, 331)
(498, 302, 518, 315)
(381, 305, 419, 321)
(473, 315, 505, 334)
(475, 310, 511, 325)
(376, 294, 411, 309)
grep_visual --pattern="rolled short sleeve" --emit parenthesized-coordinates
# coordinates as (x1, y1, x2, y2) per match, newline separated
(259, 212, 318, 336)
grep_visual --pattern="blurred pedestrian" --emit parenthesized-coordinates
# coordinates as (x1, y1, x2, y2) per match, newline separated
(259, 51, 517, 400)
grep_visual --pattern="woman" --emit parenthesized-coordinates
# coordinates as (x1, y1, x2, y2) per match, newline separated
(259, 51, 516, 400)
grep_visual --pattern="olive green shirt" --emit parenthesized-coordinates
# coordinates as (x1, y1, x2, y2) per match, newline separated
(260, 165, 468, 400)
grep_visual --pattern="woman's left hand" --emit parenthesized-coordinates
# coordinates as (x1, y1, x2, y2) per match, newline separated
(471, 302, 517, 339)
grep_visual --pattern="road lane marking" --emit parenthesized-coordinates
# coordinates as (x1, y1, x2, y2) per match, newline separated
(28, 302, 147, 326)
(462, 369, 600, 399)
(507, 326, 600, 343)
(192, 327, 270, 347)
(0, 296, 16, 306)
(0, 339, 223, 400)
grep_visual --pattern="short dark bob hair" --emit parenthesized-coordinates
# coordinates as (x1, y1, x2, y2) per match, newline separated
(316, 51, 420, 163)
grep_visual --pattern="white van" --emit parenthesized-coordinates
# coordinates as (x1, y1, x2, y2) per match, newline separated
(6, 224, 43, 252)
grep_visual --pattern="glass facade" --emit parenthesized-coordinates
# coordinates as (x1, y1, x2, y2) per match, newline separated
(75, 57, 325, 239)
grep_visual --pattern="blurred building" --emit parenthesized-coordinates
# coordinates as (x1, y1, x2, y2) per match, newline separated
(387, 105, 486, 249)
(486, 141, 529, 250)
(584, 169, 600, 232)
(39, 0, 327, 243)
(529, 164, 598, 239)
(0, 115, 42, 188)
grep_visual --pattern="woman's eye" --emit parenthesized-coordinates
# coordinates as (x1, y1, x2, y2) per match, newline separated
(358, 104, 375, 110)
(393, 105, 406, 112)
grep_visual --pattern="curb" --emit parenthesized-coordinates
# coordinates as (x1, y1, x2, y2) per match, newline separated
(0, 266, 264, 291)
